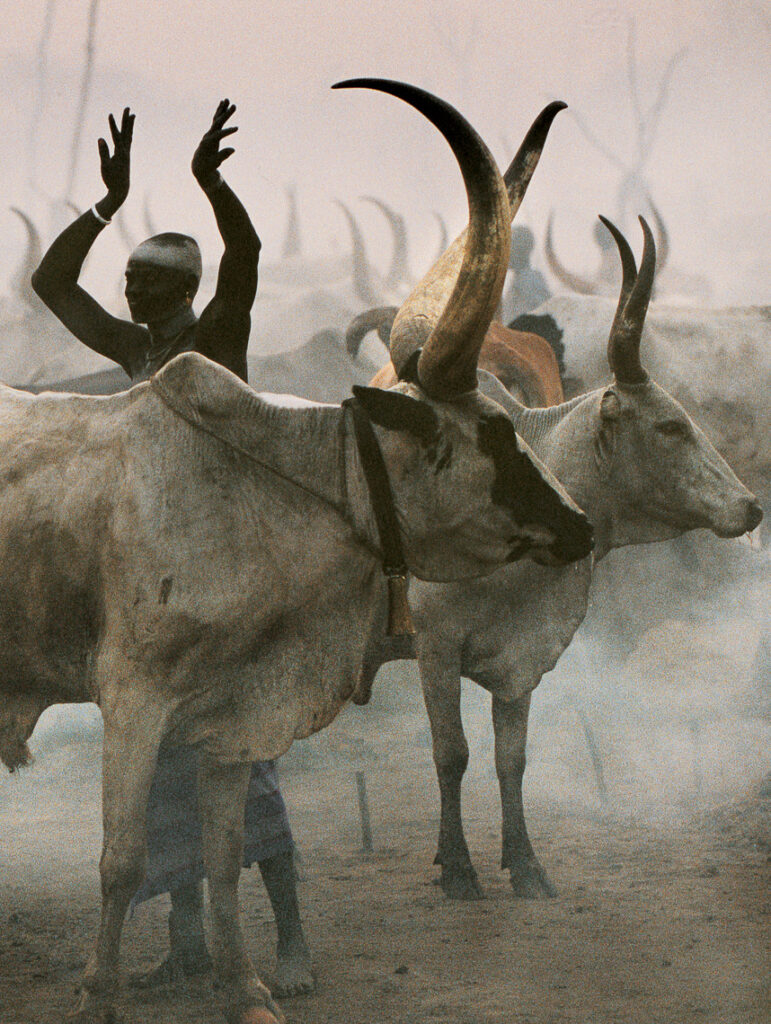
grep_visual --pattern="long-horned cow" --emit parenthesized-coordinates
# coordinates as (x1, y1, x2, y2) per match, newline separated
(350, 307, 565, 408)
(384, 217, 762, 900)
(0, 81, 593, 1024)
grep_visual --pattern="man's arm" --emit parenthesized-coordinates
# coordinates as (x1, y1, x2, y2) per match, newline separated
(193, 101, 260, 375)
(31, 108, 146, 373)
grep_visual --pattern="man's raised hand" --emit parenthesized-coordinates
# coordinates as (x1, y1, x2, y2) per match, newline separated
(97, 108, 134, 217)
(192, 99, 238, 190)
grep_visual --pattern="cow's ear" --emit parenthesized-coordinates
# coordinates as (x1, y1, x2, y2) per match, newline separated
(596, 387, 620, 470)
(351, 385, 438, 443)
(600, 388, 621, 421)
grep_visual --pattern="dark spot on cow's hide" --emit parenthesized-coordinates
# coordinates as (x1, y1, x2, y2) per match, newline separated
(509, 313, 566, 377)
(477, 412, 592, 563)
(159, 577, 174, 605)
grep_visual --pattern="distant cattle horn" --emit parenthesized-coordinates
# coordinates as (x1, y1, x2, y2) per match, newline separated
(604, 215, 655, 386)
(361, 196, 410, 289)
(345, 306, 398, 358)
(544, 212, 598, 295)
(334, 199, 379, 307)
(282, 185, 302, 258)
(143, 195, 159, 240)
(432, 211, 449, 263)
(9, 208, 42, 308)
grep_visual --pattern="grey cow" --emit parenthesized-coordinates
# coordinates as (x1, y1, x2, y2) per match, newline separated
(402, 216, 762, 900)
(0, 81, 593, 1024)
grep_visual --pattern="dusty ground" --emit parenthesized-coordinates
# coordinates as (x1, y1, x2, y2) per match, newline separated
(1, 723, 769, 1024)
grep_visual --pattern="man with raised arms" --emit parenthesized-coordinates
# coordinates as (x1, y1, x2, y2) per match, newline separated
(32, 100, 315, 998)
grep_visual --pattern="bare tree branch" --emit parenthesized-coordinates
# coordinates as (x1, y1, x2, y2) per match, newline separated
(28, 0, 57, 192)
(642, 48, 687, 159)
(64, 0, 100, 202)
(566, 106, 629, 174)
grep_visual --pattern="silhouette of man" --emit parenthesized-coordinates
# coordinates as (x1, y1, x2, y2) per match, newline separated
(32, 101, 314, 998)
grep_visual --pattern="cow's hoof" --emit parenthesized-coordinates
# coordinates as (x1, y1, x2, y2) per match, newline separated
(229, 1005, 286, 1024)
(233, 1010, 285, 1024)
(508, 859, 557, 898)
(439, 865, 483, 900)
(66, 989, 120, 1023)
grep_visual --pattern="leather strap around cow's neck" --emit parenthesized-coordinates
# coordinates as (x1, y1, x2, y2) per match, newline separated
(343, 396, 416, 637)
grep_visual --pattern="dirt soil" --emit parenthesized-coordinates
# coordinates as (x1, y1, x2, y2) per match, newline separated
(2, 738, 769, 1024)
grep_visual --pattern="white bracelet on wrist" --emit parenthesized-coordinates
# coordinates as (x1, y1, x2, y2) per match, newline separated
(91, 206, 112, 226)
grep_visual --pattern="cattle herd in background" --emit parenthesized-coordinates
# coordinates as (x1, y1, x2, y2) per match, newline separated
(0, 77, 768, 1024)
(4, 165, 769, 513)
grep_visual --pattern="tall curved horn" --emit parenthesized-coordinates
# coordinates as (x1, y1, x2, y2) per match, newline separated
(544, 212, 598, 295)
(502, 102, 566, 216)
(333, 199, 379, 307)
(605, 215, 656, 386)
(644, 192, 669, 281)
(336, 85, 563, 396)
(598, 215, 637, 342)
(9, 208, 42, 307)
(334, 78, 512, 398)
(432, 211, 449, 263)
(361, 196, 410, 289)
(345, 306, 398, 358)
(282, 185, 302, 258)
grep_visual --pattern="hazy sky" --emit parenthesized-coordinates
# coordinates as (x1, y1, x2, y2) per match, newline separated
(2, 0, 769, 306)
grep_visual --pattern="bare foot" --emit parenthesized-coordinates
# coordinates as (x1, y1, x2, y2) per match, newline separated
(271, 938, 316, 998)
(129, 949, 212, 989)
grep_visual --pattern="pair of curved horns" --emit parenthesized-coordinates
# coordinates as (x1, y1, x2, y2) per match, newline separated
(334, 79, 532, 399)
(601, 215, 656, 386)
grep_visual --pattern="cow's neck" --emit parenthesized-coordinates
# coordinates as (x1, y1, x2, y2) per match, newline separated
(507, 390, 618, 560)
(218, 394, 350, 514)
(209, 393, 384, 562)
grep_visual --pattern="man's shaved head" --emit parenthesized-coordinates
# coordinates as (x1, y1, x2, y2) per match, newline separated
(129, 233, 202, 281)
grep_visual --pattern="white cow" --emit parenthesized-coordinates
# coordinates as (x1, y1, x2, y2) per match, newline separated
(391, 217, 762, 900)
(525, 295, 771, 506)
(0, 80, 593, 1024)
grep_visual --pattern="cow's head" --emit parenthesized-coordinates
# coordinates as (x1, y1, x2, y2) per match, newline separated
(335, 80, 593, 579)
(592, 217, 762, 547)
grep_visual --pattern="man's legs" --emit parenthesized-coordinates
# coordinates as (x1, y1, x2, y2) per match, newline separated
(259, 849, 314, 998)
(132, 856, 314, 995)
(131, 880, 212, 987)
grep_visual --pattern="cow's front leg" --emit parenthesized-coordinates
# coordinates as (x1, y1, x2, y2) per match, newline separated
(420, 650, 480, 899)
(493, 693, 555, 898)
(69, 691, 169, 1022)
(197, 757, 286, 1024)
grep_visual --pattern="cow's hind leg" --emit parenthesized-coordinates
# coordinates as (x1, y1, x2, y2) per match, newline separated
(420, 649, 481, 900)
(493, 693, 555, 897)
(69, 690, 169, 1022)
(197, 757, 286, 1024)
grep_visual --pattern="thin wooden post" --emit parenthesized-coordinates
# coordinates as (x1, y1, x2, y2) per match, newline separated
(355, 770, 373, 853)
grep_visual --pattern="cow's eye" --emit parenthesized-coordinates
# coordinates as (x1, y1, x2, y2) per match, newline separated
(656, 419, 690, 439)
